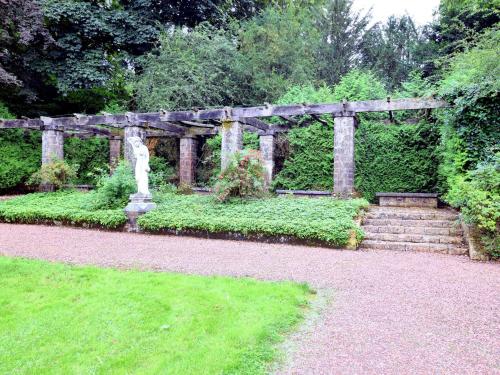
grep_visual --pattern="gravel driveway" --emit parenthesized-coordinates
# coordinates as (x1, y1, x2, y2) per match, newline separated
(1, 223, 499, 374)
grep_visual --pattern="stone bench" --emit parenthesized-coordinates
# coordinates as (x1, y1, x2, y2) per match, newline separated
(376, 192, 438, 208)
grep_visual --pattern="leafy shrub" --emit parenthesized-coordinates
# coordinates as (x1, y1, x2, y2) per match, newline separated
(445, 157, 499, 258)
(198, 132, 259, 185)
(138, 193, 368, 247)
(437, 27, 499, 190)
(28, 160, 77, 189)
(64, 137, 109, 184)
(149, 156, 175, 192)
(213, 150, 265, 202)
(0, 191, 127, 228)
(355, 120, 441, 202)
(0, 103, 41, 191)
(85, 162, 136, 210)
(0, 130, 41, 191)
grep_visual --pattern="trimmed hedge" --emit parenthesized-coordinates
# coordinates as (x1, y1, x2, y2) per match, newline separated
(355, 121, 441, 202)
(0, 191, 127, 228)
(138, 194, 368, 247)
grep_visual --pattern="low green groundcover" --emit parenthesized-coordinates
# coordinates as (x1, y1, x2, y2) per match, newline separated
(139, 194, 368, 247)
(0, 257, 310, 374)
(0, 191, 126, 228)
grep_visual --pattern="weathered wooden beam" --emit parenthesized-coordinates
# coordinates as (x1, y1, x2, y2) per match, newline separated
(311, 114, 329, 126)
(239, 117, 270, 131)
(0, 98, 449, 130)
(179, 121, 215, 128)
(146, 121, 186, 135)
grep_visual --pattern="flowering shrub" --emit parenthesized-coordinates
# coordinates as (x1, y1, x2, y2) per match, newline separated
(213, 150, 265, 202)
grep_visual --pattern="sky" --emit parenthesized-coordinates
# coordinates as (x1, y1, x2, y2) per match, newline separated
(351, 0, 441, 26)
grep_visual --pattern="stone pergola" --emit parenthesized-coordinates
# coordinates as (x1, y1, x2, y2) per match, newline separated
(0, 98, 448, 194)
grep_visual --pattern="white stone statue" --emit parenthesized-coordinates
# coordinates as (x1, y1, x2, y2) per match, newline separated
(127, 136, 151, 196)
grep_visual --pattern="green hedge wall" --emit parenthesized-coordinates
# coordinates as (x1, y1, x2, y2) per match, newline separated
(273, 120, 441, 202)
(355, 121, 441, 202)
(0, 129, 41, 192)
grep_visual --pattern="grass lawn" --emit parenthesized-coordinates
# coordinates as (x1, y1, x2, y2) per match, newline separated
(0, 257, 310, 375)
(0, 191, 126, 228)
(139, 193, 368, 247)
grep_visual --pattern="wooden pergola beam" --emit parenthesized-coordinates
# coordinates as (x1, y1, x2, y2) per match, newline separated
(0, 97, 449, 130)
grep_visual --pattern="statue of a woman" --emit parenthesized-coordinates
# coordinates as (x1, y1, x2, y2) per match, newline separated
(127, 136, 151, 196)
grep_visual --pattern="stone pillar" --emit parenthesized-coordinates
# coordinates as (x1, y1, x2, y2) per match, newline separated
(333, 115, 356, 196)
(179, 136, 198, 186)
(221, 120, 243, 170)
(259, 134, 275, 188)
(124, 125, 146, 170)
(109, 136, 122, 172)
(41, 124, 64, 165)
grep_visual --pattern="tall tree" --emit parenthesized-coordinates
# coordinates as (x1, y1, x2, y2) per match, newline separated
(0, 0, 53, 100)
(314, 0, 370, 85)
(360, 15, 429, 90)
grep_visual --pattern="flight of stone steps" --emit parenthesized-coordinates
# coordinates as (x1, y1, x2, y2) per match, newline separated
(360, 206, 468, 255)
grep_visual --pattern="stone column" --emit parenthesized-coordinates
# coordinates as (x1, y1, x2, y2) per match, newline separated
(221, 119, 243, 170)
(179, 136, 198, 186)
(41, 124, 64, 165)
(124, 125, 146, 170)
(109, 136, 122, 172)
(259, 134, 275, 188)
(333, 115, 356, 196)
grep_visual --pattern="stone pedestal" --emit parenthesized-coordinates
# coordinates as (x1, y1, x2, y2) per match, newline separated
(221, 120, 243, 170)
(179, 136, 198, 186)
(259, 134, 275, 188)
(333, 115, 356, 196)
(124, 193, 156, 231)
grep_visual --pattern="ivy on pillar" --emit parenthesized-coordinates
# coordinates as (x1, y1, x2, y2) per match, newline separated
(259, 134, 275, 188)
(41, 117, 64, 165)
(221, 119, 243, 170)
(124, 123, 146, 170)
(333, 113, 356, 196)
(109, 136, 122, 172)
(179, 136, 198, 186)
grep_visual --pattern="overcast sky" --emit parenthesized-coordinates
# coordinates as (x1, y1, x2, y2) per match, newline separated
(351, 0, 441, 26)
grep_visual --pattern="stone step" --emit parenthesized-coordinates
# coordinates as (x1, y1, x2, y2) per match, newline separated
(363, 218, 456, 228)
(360, 240, 468, 255)
(365, 211, 457, 221)
(363, 225, 462, 236)
(364, 232, 464, 244)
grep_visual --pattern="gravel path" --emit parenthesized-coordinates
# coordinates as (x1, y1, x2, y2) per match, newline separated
(1, 223, 499, 374)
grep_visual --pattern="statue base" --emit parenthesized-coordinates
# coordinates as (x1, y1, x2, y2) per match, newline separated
(124, 193, 157, 232)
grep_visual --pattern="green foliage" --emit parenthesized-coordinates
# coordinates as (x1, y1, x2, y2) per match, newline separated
(445, 157, 499, 257)
(149, 156, 176, 193)
(64, 137, 109, 184)
(437, 27, 499, 188)
(135, 25, 242, 111)
(355, 121, 441, 202)
(213, 150, 265, 202)
(274, 72, 388, 191)
(0, 128, 41, 191)
(360, 15, 432, 90)
(28, 160, 77, 189)
(85, 161, 136, 210)
(237, 5, 320, 103)
(0, 191, 126, 228)
(0, 256, 309, 374)
(198, 132, 259, 185)
(138, 193, 368, 247)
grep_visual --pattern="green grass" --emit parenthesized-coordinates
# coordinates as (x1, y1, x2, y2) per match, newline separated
(139, 193, 368, 247)
(0, 191, 126, 228)
(0, 257, 310, 375)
